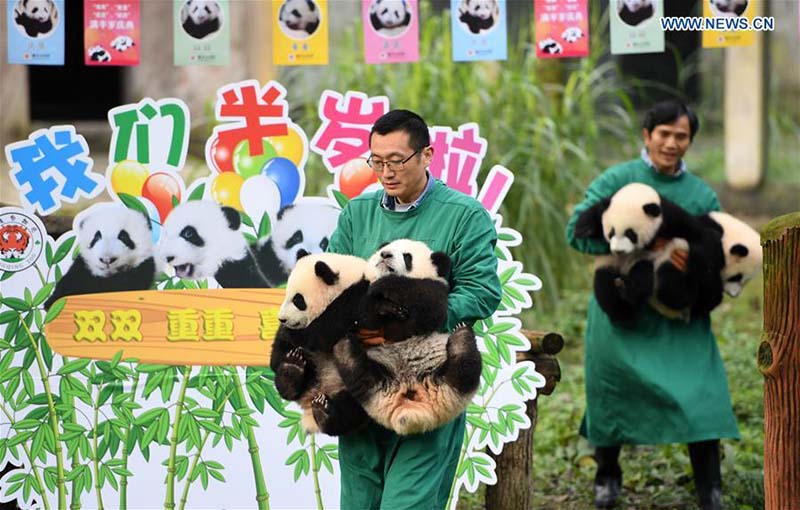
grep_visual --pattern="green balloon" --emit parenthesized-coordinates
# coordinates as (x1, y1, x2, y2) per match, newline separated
(233, 139, 278, 179)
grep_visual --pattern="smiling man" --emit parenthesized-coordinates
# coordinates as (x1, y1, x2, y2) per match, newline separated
(565, 101, 738, 510)
(327, 109, 502, 510)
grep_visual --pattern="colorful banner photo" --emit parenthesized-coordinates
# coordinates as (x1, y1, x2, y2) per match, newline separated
(362, 0, 420, 64)
(534, 0, 589, 59)
(173, 0, 230, 66)
(1, 81, 544, 510)
(702, 0, 755, 48)
(272, 0, 329, 66)
(6, 0, 65, 65)
(84, 0, 140, 66)
(610, 0, 664, 55)
(451, 0, 508, 62)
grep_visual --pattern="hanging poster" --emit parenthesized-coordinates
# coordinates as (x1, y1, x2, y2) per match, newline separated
(273, 0, 329, 66)
(84, 0, 140, 66)
(451, 0, 508, 62)
(363, 0, 420, 64)
(173, 0, 230, 66)
(534, 0, 589, 59)
(610, 0, 665, 55)
(6, 0, 65, 65)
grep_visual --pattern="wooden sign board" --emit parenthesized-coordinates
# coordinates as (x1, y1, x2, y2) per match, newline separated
(43, 288, 285, 366)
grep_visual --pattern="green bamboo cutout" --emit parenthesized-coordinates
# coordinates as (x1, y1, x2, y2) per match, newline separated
(309, 435, 323, 510)
(232, 370, 270, 510)
(91, 384, 105, 510)
(164, 366, 192, 510)
(0, 401, 49, 510)
(65, 387, 82, 510)
(119, 372, 140, 510)
(18, 314, 66, 509)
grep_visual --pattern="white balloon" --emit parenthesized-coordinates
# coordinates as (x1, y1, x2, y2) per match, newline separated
(240, 174, 282, 230)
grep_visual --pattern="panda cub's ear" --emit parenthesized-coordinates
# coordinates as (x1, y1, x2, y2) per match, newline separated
(574, 197, 611, 239)
(220, 206, 241, 231)
(431, 251, 451, 281)
(315, 261, 339, 286)
(730, 244, 749, 258)
(643, 203, 661, 218)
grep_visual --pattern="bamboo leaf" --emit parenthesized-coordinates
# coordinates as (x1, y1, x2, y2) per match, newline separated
(258, 213, 272, 239)
(208, 469, 225, 483)
(0, 310, 18, 324)
(32, 284, 54, 307)
(57, 358, 91, 375)
(2, 297, 28, 311)
(188, 183, 206, 201)
(332, 189, 350, 208)
(53, 236, 76, 264)
(44, 298, 66, 323)
(118, 193, 148, 218)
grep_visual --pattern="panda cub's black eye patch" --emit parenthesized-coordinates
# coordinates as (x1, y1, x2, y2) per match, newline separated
(624, 228, 638, 244)
(291, 8, 301, 17)
(403, 253, 413, 271)
(319, 237, 329, 251)
(608, 228, 615, 239)
(727, 274, 743, 283)
(292, 293, 307, 311)
(117, 230, 136, 250)
(180, 226, 204, 247)
(90, 231, 102, 248)
(286, 230, 303, 249)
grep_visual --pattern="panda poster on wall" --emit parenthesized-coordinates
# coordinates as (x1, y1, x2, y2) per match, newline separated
(0, 81, 545, 510)
(533, 0, 589, 59)
(702, 0, 755, 48)
(84, 0, 140, 66)
(609, 0, 664, 55)
(362, 0, 420, 64)
(173, 0, 230, 66)
(6, 0, 65, 65)
(450, 0, 508, 62)
(273, 0, 329, 66)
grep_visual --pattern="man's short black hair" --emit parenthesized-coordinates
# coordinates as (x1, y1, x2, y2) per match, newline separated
(642, 100, 700, 141)
(370, 109, 430, 151)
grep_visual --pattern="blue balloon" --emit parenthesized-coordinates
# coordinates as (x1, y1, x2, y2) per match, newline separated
(261, 157, 301, 209)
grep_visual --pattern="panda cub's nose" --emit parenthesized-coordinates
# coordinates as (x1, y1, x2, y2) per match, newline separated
(100, 257, 117, 265)
(380, 251, 393, 259)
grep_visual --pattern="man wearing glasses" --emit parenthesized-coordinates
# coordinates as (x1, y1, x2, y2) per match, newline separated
(327, 109, 502, 509)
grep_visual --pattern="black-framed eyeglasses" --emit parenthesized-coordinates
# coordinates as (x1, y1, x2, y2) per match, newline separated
(366, 150, 420, 172)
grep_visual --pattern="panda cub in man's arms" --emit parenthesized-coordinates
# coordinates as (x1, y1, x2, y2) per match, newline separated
(333, 239, 482, 435)
(698, 211, 762, 299)
(269, 253, 370, 436)
(45, 204, 156, 310)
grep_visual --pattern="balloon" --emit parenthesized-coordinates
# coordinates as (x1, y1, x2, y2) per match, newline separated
(110, 160, 149, 197)
(209, 135, 235, 173)
(240, 175, 282, 230)
(210, 172, 245, 211)
(137, 196, 162, 244)
(261, 157, 301, 209)
(339, 158, 378, 198)
(266, 125, 305, 167)
(233, 139, 277, 179)
(142, 172, 182, 222)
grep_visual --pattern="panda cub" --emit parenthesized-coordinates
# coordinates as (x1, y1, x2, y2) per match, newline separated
(180, 0, 222, 40)
(333, 239, 482, 435)
(538, 38, 563, 55)
(88, 46, 111, 63)
(617, 0, 654, 27)
(14, 0, 57, 38)
(278, 0, 320, 36)
(158, 201, 270, 288)
(45, 204, 157, 310)
(574, 183, 724, 326)
(699, 211, 762, 297)
(458, 0, 498, 35)
(370, 0, 412, 36)
(270, 253, 370, 435)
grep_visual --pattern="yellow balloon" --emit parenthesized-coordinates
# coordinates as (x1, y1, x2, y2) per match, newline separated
(110, 160, 149, 196)
(267, 125, 306, 167)
(211, 172, 244, 211)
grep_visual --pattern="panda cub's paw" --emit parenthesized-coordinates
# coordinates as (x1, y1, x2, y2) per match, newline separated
(285, 347, 306, 369)
(377, 301, 409, 320)
(311, 393, 330, 412)
(447, 325, 477, 358)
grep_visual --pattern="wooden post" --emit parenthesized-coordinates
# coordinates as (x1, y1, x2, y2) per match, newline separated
(759, 212, 800, 510)
(485, 330, 563, 510)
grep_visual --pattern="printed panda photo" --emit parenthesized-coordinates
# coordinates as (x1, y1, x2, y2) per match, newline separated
(88, 45, 111, 63)
(180, 0, 223, 40)
(457, 0, 500, 35)
(13, 0, 59, 39)
(278, 0, 321, 40)
(616, 0, 655, 27)
(368, 0, 412, 38)
(538, 37, 563, 55)
(709, 0, 748, 17)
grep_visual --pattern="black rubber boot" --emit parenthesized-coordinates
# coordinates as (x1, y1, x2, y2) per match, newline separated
(594, 445, 622, 509)
(689, 440, 723, 510)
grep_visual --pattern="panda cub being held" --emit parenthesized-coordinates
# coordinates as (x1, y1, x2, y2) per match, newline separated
(269, 253, 371, 436)
(333, 239, 482, 435)
(574, 183, 724, 327)
(45, 204, 157, 310)
(698, 211, 762, 298)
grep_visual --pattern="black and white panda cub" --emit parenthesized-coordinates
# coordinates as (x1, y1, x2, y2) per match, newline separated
(158, 201, 270, 288)
(14, 0, 57, 38)
(617, 0, 654, 27)
(699, 211, 762, 297)
(574, 183, 724, 326)
(269, 253, 370, 435)
(180, 0, 221, 40)
(458, 0, 498, 34)
(333, 239, 482, 435)
(44, 204, 157, 310)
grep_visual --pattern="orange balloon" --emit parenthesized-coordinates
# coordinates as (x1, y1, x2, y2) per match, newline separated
(339, 158, 378, 198)
(266, 125, 306, 168)
(141, 172, 182, 222)
(211, 172, 244, 211)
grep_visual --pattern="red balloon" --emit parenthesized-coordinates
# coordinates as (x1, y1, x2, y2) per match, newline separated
(210, 135, 235, 172)
(339, 158, 378, 198)
(142, 172, 182, 222)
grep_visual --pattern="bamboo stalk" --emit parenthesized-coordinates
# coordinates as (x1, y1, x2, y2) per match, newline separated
(92, 384, 105, 510)
(0, 402, 50, 510)
(232, 369, 270, 510)
(164, 367, 191, 510)
(310, 435, 323, 510)
(119, 372, 139, 510)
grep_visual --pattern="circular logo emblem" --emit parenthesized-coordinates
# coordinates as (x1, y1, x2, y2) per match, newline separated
(0, 208, 45, 273)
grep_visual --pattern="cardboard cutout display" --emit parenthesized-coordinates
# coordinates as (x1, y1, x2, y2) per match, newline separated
(0, 81, 544, 509)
